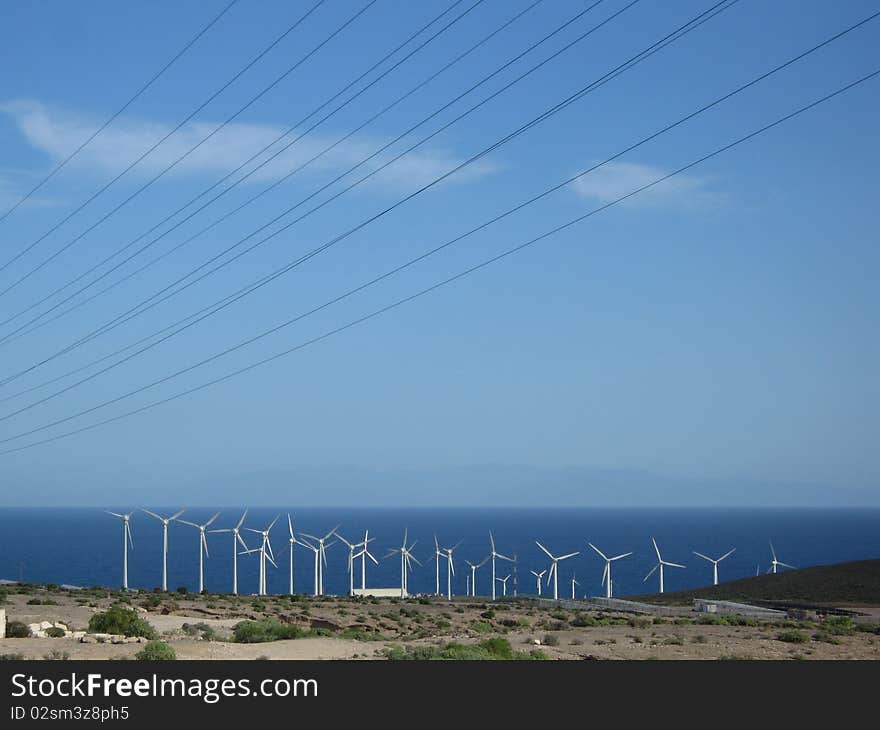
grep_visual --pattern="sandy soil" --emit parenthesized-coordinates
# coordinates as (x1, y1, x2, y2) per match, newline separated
(1, 588, 877, 660)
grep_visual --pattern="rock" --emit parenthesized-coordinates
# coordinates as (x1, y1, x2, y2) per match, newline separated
(80, 635, 97, 644)
(32, 630, 47, 638)
(533, 639, 542, 645)
(52, 622, 68, 631)
(28, 623, 43, 634)
(39, 620, 53, 630)
(71, 631, 86, 639)
(135, 606, 148, 614)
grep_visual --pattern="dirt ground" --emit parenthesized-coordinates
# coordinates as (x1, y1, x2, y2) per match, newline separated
(1, 588, 878, 660)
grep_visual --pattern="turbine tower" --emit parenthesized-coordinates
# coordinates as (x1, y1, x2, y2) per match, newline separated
(768, 541, 795, 574)
(297, 538, 320, 596)
(142, 509, 185, 591)
(386, 529, 420, 598)
(465, 557, 489, 597)
(432, 535, 442, 596)
(208, 509, 249, 595)
(588, 543, 633, 599)
(286, 514, 296, 595)
(336, 533, 359, 597)
(179, 512, 220, 593)
(245, 515, 279, 595)
(570, 573, 580, 599)
(300, 526, 339, 596)
(496, 574, 511, 597)
(535, 541, 578, 600)
(439, 541, 461, 600)
(643, 537, 685, 594)
(352, 530, 379, 593)
(105, 511, 134, 590)
(693, 547, 736, 585)
(530, 569, 546, 596)
(488, 531, 513, 601)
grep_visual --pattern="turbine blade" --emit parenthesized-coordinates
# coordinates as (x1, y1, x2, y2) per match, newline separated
(367, 551, 379, 565)
(202, 532, 210, 558)
(489, 530, 495, 551)
(588, 543, 607, 560)
(601, 563, 608, 586)
(693, 551, 712, 562)
(267, 514, 280, 532)
(644, 564, 659, 582)
(266, 537, 275, 562)
(237, 533, 249, 551)
(665, 561, 686, 569)
(769, 540, 777, 561)
(558, 552, 579, 561)
(325, 524, 341, 541)
(535, 541, 553, 559)
(179, 520, 199, 528)
(206, 511, 221, 527)
(236, 508, 248, 530)
(106, 511, 123, 518)
(142, 509, 162, 521)
(170, 509, 186, 521)
(126, 522, 134, 549)
(610, 552, 633, 561)
(778, 562, 796, 569)
(719, 548, 736, 562)
(652, 537, 662, 561)
(288, 514, 294, 539)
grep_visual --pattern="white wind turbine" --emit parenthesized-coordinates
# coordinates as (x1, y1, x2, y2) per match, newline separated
(439, 541, 461, 600)
(643, 538, 685, 594)
(336, 532, 362, 597)
(530, 569, 546, 596)
(570, 574, 580, 599)
(142, 509, 185, 591)
(179, 512, 220, 593)
(244, 515, 279, 595)
(693, 547, 736, 586)
(496, 573, 511, 597)
(105, 511, 134, 590)
(353, 530, 379, 593)
(465, 557, 489, 597)
(432, 535, 442, 596)
(488, 531, 513, 601)
(286, 514, 296, 596)
(297, 537, 320, 596)
(386, 529, 420, 598)
(535, 541, 579, 601)
(208, 509, 249, 595)
(767, 541, 796, 574)
(300, 525, 339, 596)
(588, 543, 633, 599)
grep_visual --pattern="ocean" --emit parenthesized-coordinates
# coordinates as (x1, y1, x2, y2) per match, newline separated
(0, 508, 878, 598)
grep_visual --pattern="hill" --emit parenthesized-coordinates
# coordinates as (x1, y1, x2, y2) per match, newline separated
(629, 559, 880, 606)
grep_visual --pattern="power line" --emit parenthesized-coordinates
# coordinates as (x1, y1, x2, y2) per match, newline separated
(0, 1, 748, 421)
(2, 5, 872, 427)
(0, 0, 662, 386)
(0, 0, 338, 289)
(0, 0, 240, 226)
(0, 0, 493, 338)
(2, 66, 874, 455)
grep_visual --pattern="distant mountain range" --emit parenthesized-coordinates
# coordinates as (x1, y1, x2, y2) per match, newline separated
(3, 464, 874, 507)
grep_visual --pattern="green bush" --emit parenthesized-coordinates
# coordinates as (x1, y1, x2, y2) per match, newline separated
(232, 619, 309, 643)
(0, 653, 25, 660)
(380, 638, 546, 661)
(43, 650, 70, 660)
(471, 621, 493, 633)
(5, 621, 30, 638)
(821, 616, 856, 636)
(777, 630, 808, 644)
(88, 604, 157, 639)
(45, 627, 66, 638)
(181, 622, 218, 641)
(135, 641, 176, 660)
(542, 633, 560, 647)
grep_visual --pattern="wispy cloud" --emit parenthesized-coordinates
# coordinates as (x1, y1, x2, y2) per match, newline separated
(0, 99, 496, 193)
(572, 160, 724, 210)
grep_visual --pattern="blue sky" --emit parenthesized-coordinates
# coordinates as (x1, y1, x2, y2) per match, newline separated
(0, 0, 877, 504)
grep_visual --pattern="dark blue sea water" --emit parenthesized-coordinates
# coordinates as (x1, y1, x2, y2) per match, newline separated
(0, 508, 877, 598)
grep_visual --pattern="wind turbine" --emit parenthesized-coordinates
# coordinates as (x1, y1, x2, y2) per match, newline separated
(179, 512, 220, 593)
(286, 514, 296, 595)
(439, 541, 461, 600)
(465, 557, 489, 597)
(569, 574, 580, 599)
(297, 537, 320, 596)
(643, 538, 685, 594)
(767, 541, 795, 574)
(208, 509, 249, 595)
(386, 529, 420, 598)
(335, 532, 360, 597)
(105, 511, 134, 590)
(142, 509, 185, 591)
(693, 547, 736, 586)
(535, 541, 578, 600)
(488, 531, 513, 601)
(432, 535, 442, 596)
(496, 574, 511, 597)
(300, 526, 338, 595)
(245, 515, 279, 595)
(530, 569, 546, 596)
(353, 530, 379, 593)
(588, 543, 633, 599)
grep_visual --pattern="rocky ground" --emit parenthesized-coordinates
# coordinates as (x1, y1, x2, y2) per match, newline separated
(1, 585, 878, 660)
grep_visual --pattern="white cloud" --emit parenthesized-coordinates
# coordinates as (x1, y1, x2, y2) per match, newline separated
(572, 160, 724, 210)
(0, 99, 496, 194)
